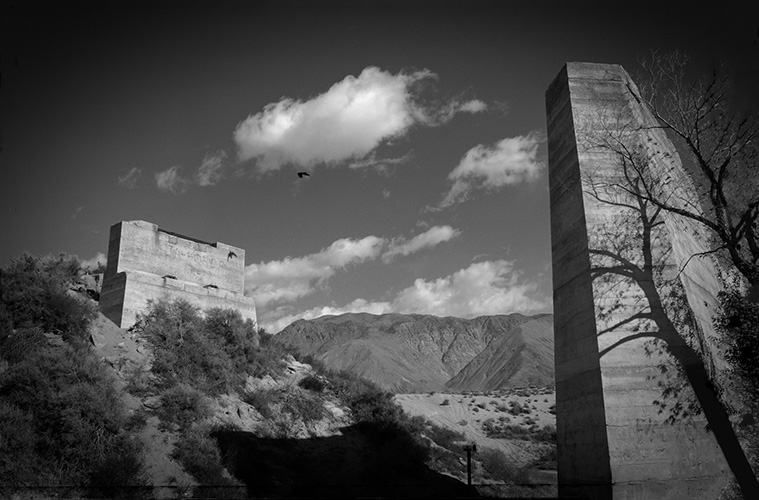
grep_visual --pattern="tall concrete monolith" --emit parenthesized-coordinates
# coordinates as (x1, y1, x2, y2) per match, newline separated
(546, 63, 739, 499)
(99, 220, 257, 329)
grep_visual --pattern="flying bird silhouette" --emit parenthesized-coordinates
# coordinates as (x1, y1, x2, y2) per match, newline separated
(227, 251, 237, 260)
(297, 172, 310, 178)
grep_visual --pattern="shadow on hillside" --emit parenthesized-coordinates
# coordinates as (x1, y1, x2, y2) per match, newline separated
(214, 424, 480, 498)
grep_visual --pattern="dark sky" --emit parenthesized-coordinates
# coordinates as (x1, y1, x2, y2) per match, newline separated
(2, 1, 757, 331)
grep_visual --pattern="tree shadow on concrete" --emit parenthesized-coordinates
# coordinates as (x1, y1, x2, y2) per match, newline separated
(213, 423, 480, 498)
(582, 146, 759, 497)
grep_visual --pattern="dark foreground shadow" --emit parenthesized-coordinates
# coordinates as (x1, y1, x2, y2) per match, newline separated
(214, 423, 480, 499)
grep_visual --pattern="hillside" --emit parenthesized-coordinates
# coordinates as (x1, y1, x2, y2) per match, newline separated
(274, 312, 554, 393)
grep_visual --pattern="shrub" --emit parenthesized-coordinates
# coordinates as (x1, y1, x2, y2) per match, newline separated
(479, 447, 531, 485)
(281, 389, 325, 423)
(137, 299, 277, 394)
(298, 375, 326, 393)
(242, 389, 278, 420)
(0, 253, 97, 343)
(172, 426, 246, 497)
(508, 400, 526, 415)
(158, 383, 212, 431)
(427, 422, 465, 452)
(0, 341, 147, 491)
(440, 398, 450, 406)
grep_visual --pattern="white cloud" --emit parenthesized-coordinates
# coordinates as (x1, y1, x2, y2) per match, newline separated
(389, 260, 546, 317)
(233, 67, 484, 173)
(417, 98, 488, 125)
(195, 150, 228, 187)
(382, 225, 461, 262)
(258, 259, 547, 333)
(155, 165, 191, 194)
(458, 99, 487, 113)
(245, 236, 386, 308)
(80, 252, 107, 271)
(259, 298, 392, 334)
(347, 151, 413, 171)
(439, 132, 544, 208)
(117, 167, 142, 189)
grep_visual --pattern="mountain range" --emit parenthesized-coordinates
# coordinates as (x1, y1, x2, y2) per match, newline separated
(274, 312, 554, 393)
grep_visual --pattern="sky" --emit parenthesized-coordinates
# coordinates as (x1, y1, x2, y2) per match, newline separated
(2, 1, 758, 333)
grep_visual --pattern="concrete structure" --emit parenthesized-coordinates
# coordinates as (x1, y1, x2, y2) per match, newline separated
(100, 220, 257, 329)
(546, 63, 735, 499)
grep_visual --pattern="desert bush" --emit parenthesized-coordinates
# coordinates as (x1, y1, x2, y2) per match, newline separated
(0, 341, 147, 492)
(508, 400, 526, 415)
(242, 389, 278, 420)
(479, 448, 531, 485)
(172, 425, 246, 497)
(426, 422, 466, 452)
(0, 253, 97, 342)
(136, 299, 284, 394)
(158, 383, 212, 431)
(440, 398, 450, 406)
(0, 326, 48, 364)
(282, 391, 325, 423)
(298, 374, 326, 393)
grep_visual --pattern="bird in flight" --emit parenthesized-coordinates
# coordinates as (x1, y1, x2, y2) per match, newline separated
(227, 251, 237, 260)
(297, 172, 310, 178)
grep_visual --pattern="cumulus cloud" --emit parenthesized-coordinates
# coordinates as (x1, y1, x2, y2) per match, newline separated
(80, 252, 107, 271)
(233, 67, 485, 173)
(438, 132, 544, 208)
(244, 236, 386, 308)
(259, 298, 392, 335)
(382, 225, 461, 262)
(257, 259, 547, 333)
(117, 167, 142, 189)
(155, 166, 191, 194)
(389, 260, 546, 317)
(195, 150, 228, 187)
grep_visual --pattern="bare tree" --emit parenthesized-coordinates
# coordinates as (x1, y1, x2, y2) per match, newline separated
(621, 52, 759, 288)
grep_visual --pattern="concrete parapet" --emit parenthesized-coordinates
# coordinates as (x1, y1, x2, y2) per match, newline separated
(99, 221, 256, 329)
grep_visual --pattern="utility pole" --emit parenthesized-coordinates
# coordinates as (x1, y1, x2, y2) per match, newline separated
(463, 442, 477, 486)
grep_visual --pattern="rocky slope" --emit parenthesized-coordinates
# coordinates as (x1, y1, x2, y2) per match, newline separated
(274, 312, 554, 393)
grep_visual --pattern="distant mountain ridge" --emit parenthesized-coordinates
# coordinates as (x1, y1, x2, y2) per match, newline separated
(274, 312, 554, 393)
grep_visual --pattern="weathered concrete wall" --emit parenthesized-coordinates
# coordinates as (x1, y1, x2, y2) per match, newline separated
(546, 63, 731, 499)
(100, 220, 256, 329)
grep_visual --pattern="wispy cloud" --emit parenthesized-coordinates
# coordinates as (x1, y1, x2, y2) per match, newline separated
(244, 236, 386, 308)
(233, 67, 486, 173)
(155, 165, 191, 194)
(195, 150, 229, 187)
(437, 132, 544, 209)
(382, 225, 461, 262)
(117, 167, 142, 189)
(257, 259, 547, 333)
(347, 151, 414, 171)
(245, 226, 462, 322)
(415, 98, 488, 125)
